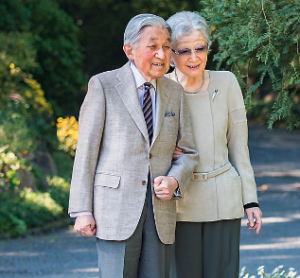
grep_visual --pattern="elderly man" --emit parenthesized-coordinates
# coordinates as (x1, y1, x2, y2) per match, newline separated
(68, 14, 199, 278)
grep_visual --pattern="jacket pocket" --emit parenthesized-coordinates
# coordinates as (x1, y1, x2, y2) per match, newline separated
(94, 173, 120, 188)
(228, 175, 242, 189)
(220, 175, 244, 218)
(227, 176, 243, 204)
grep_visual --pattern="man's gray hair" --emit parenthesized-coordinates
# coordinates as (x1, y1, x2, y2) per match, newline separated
(166, 11, 211, 48)
(124, 13, 171, 48)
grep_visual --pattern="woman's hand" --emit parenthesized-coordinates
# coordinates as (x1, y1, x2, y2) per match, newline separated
(245, 207, 263, 234)
(172, 146, 184, 160)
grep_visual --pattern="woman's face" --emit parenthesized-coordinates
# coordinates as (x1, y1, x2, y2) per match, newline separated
(172, 30, 208, 78)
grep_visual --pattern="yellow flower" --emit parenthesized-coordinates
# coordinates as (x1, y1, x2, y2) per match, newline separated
(210, 25, 216, 31)
(56, 116, 79, 156)
(25, 91, 33, 98)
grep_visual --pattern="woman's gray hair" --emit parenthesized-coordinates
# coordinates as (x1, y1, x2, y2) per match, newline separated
(166, 11, 211, 48)
(124, 14, 171, 48)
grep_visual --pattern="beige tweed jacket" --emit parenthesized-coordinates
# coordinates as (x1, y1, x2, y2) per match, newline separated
(171, 71, 258, 222)
(68, 62, 199, 244)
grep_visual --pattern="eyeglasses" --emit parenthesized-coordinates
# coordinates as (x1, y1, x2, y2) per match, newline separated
(172, 45, 208, 57)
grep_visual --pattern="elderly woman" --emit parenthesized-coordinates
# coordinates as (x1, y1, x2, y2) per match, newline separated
(166, 11, 263, 278)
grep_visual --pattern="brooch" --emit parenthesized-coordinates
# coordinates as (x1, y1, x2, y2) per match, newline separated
(211, 89, 219, 101)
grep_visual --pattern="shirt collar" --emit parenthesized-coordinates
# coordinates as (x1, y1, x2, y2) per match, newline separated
(130, 62, 156, 90)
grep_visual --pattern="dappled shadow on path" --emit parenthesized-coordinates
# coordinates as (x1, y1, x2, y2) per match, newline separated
(0, 228, 98, 278)
(240, 126, 300, 274)
(240, 191, 300, 274)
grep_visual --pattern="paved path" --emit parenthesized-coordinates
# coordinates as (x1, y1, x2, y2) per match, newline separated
(240, 125, 300, 275)
(0, 125, 300, 277)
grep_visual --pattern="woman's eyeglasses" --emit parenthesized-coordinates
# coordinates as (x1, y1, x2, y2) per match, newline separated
(172, 45, 208, 57)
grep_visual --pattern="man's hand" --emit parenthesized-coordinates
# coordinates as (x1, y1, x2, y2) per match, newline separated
(153, 176, 178, 201)
(245, 207, 263, 234)
(74, 215, 96, 237)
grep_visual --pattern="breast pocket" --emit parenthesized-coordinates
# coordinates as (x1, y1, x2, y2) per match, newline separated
(165, 112, 176, 117)
(161, 115, 178, 141)
(163, 111, 177, 128)
(94, 173, 120, 188)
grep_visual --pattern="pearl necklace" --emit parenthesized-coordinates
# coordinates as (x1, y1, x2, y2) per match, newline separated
(174, 68, 205, 94)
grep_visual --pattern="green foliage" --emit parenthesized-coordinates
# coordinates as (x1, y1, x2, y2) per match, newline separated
(0, 149, 70, 237)
(0, 0, 86, 115)
(15, 188, 64, 228)
(0, 1, 80, 238)
(202, 0, 300, 129)
(52, 151, 74, 182)
(0, 147, 71, 238)
(47, 176, 70, 212)
(0, 194, 27, 237)
(0, 146, 24, 193)
(0, 189, 63, 236)
(0, 32, 55, 153)
(0, 185, 66, 237)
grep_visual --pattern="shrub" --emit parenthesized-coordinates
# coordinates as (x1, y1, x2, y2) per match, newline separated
(52, 151, 74, 182)
(0, 32, 55, 153)
(0, 187, 64, 237)
(202, 0, 300, 129)
(0, 192, 27, 237)
(47, 176, 70, 212)
(13, 189, 64, 228)
(0, 147, 23, 193)
(0, 0, 86, 115)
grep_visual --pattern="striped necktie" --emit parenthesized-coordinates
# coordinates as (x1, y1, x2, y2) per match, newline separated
(143, 82, 153, 144)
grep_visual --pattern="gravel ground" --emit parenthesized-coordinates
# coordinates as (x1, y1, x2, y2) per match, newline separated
(0, 125, 299, 278)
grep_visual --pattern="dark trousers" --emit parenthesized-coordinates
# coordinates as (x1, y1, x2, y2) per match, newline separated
(96, 179, 171, 278)
(171, 219, 241, 278)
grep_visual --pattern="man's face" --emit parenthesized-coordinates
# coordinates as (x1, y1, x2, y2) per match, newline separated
(124, 26, 171, 81)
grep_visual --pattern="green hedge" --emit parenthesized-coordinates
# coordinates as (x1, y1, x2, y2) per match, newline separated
(0, 174, 70, 238)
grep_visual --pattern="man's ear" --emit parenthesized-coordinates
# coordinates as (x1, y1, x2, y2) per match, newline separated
(123, 44, 134, 61)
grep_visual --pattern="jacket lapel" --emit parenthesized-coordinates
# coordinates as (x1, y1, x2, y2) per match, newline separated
(115, 63, 149, 143)
(152, 78, 171, 144)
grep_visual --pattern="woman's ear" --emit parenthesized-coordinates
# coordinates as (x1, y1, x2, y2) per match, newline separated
(123, 44, 134, 61)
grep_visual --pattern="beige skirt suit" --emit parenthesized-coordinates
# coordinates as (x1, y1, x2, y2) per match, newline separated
(177, 70, 258, 222)
(169, 70, 259, 278)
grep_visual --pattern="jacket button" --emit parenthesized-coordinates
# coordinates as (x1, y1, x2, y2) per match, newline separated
(142, 180, 147, 186)
(149, 153, 152, 159)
